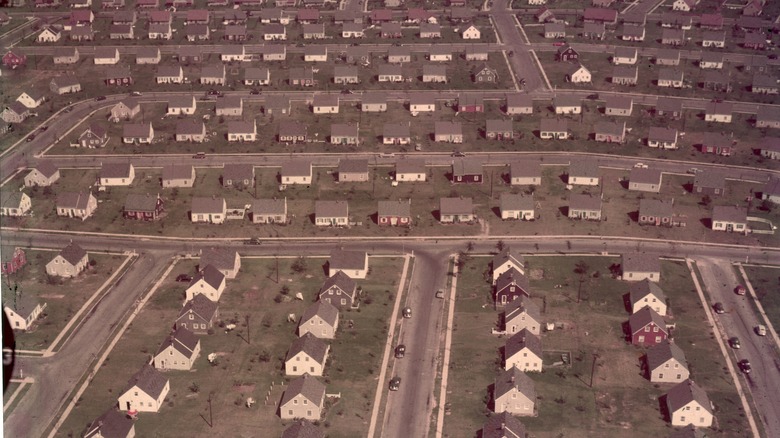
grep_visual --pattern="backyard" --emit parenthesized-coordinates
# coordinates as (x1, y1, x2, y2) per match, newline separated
(54, 255, 405, 437)
(442, 254, 752, 437)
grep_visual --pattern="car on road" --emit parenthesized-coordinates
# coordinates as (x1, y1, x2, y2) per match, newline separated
(451, 151, 466, 157)
(64, 106, 74, 113)
(206, 90, 223, 97)
(687, 168, 701, 174)
(130, 91, 142, 96)
(553, 41, 566, 46)
(755, 325, 767, 336)
(193, 152, 206, 159)
(40, 126, 48, 132)
(26, 135, 35, 142)
(341, 89, 353, 94)
(735, 285, 746, 295)
(402, 307, 412, 318)
(389, 377, 401, 391)
(729, 337, 741, 349)
(586, 93, 599, 100)
(713, 302, 725, 314)
(738, 359, 751, 374)
(435, 289, 445, 299)
(244, 237, 263, 245)
(249, 89, 261, 95)
(394, 344, 406, 358)
(95, 96, 107, 101)
(176, 274, 193, 282)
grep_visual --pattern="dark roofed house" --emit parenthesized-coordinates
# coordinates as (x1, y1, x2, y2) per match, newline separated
(222, 164, 255, 188)
(693, 170, 726, 196)
(594, 121, 626, 143)
(583, 7, 618, 25)
(439, 197, 474, 223)
(629, 307, 668, 346)
(452, 159, 483, 183)
(666, 380, 714, 427)
(338, 159, 369, 182)
(493, 366, 536, 415)
(495, 267, 531, 305)
(177, 294, 219, 335)
(568, 193, 602, 220)
(285, 332, 329, 376)
(655, 97, 682, 118)
(279, 375, 326, 421)
(315, 201, 349, 227)
(282, 420, 325, 438)
(318, 271, 358, 309)
(83, 409, 135, 438)
(378, 199, 412, 227)
(481, 412, 527, 438)
(629, 167, 662, 193)
(623, 253, 661, 282)
(117, 364, 170, 413)
(711, 205, 748, 233)
(756, 106, 780, 129)
(123, 193, 163, 221)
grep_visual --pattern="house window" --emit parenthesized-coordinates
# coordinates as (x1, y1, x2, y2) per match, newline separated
(659, 373, 664, 378)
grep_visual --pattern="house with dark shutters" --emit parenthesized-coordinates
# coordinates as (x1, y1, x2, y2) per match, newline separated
(638, 199, 675, 226)
(556, 44, 579, 62)
(177, 293, 219, 335)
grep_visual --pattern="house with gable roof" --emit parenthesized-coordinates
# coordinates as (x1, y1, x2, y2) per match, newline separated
(285, 333, 330, 376)
(123, 193, 163, 221)
(481, 412, 527, 438)
(298, 301, 339, 339)
(191, 197, 226, 224)
(83, 409, 135, 438)
(319, 271, 358, 309)
(500, 193, 535, 221)
(162, 164, 195, 188)
(24, 161, 60, 187)
(630, 279, 667, 315)
(56, 192, 97, 220)
(621, 253, 660, 282)
(439, 197, 474, 224)
(328, 249, 368, 279)
(493, 247, 526, 284)
(493, 366, 536, 415)
(315, 201, 349, 227)
(504, 295, 541, 336)
(378, 200, 412, 226)
(99, 163, 135, 186)
(666, 380, 714, 427)
(281, 161, 313, 185)
(279, 375, 326, 420)
(639, 199, 675, 227)
(495, 268, 531, 306)
(711, 206, 748, 233)
(629, 307, 668, 346)
(177, 294, 219, 335)
(251, 198, 287, 224)
(3, 293, 46, 331)
(186, 265, 226, 302)
(646, 340, 689, 383)
(395, 158, 426, 182)
(117, 364, 170, 412)
(153, 327, 201, 370)
(505, 329, 543, 372)
(199, 248, 240, 279)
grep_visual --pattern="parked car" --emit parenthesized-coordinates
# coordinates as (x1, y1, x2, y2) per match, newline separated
(26, 135, 35, 142)
(130, 91, 142, 96)
(586, 93, 599, 100)
(395, 344, 406, 358)
(95, 95, 107, 101)
(729, 337, 741, 349)
(402, 307, 412, 318)
(176, 274, 193, 282)
(389, 377, 401, 391)
(244, 237, 263, 245)
(735, 285, 746, 295)
(435, 289, 445, 299)
(451, 151, 466, 157)
(738, 359, 751, 374)
(553, 42, 566, 46)
(249, 89, 261, 95)
(713, 302, 725, 314)
(756, 325, 767, 336)
(193, 152, 206, 159)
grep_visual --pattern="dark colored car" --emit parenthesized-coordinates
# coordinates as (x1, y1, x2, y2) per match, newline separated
(389, 377, 401, 391)
(244, 237, 263, 245)
(714, 302, 725, 314)
(395, 345, 406, 358)
(26, 135, 35, 142)
(176, 274, 193, 282)
(451, 151, 466, 157)
(249, 89, 261, 95)
(735, 285, 746, 296)
(729, 337, 741, 349)
(95, 96, 107, 101)
(738, 359, 751, 374)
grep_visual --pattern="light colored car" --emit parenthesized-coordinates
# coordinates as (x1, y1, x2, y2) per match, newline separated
(756, 325, 767, 336)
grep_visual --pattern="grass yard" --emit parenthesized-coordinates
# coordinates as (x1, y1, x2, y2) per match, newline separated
(55, 255, 404, 438)
(741, 265, 780, 329)
(442, 255, 751, 437)
(2, 249, 128, 351)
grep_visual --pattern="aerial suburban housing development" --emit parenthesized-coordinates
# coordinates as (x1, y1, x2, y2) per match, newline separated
(1, 1, 779, 438)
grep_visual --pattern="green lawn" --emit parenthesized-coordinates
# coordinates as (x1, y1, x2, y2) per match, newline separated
(3, 249, 128, 351)
(442, 255, 751, 437)
(741, 265, 780, 329)
(55, 255, 404, 438)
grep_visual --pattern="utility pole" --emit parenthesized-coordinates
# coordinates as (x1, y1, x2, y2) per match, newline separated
(207, 392, 214, 427)
(245, 314, 251, 345)
(590, 353, 599, 388)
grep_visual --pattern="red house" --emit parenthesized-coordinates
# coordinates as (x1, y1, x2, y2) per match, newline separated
(2, 50, 27, 69)
(377, 200, 411, 226)
(123, 194, 164, 221)
(1, 248, 27, 275)
(458, 94, 484, 113)
(494, 267, 531, 305)
(629, 307, 668, 346)
(700, 133, 733, 156)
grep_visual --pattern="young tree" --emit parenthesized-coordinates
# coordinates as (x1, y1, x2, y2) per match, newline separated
(574, 260, 590, 303)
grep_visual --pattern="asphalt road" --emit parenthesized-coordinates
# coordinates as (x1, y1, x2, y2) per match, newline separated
(380, 248, 449, 438)
(696, 258, 780, 438)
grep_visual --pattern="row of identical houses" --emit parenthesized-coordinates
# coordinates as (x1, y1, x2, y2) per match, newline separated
(11, 157, 775, 232)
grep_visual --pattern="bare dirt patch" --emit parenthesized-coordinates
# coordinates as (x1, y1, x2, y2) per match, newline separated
(529, 268, 545, 280)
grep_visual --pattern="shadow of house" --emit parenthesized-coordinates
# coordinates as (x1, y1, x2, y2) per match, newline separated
(491, 206, 502, 218)
(627, 210, 639, 223)
(699, 218, 712, 228)
(622, 292, 632, 313)
(621, 320, 632, 343)
(559, 206, 569, 217)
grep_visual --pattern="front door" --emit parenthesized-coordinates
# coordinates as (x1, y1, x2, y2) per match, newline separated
(126, 401, 131, 410)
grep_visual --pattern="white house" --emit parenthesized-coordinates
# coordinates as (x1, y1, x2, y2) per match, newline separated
(185, 264, 226, 302)
(117, 364, 170, 413)
(462, 25, 480, 39)
(647, 341, 689, 383)
(504, 295, 541, 336)
(45, 242, 88, 278)
(493, 366, 536, 416)
(284, 333, 330, 376)
(298, 301, 339, 339)
(279, 375, 326, 421)
(629, 280, 667, 315)
(153, 327, 201, 371)
(504, 329, 543, 372)
(666, 380, 714, 427)
(328, 249, 368, 279)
